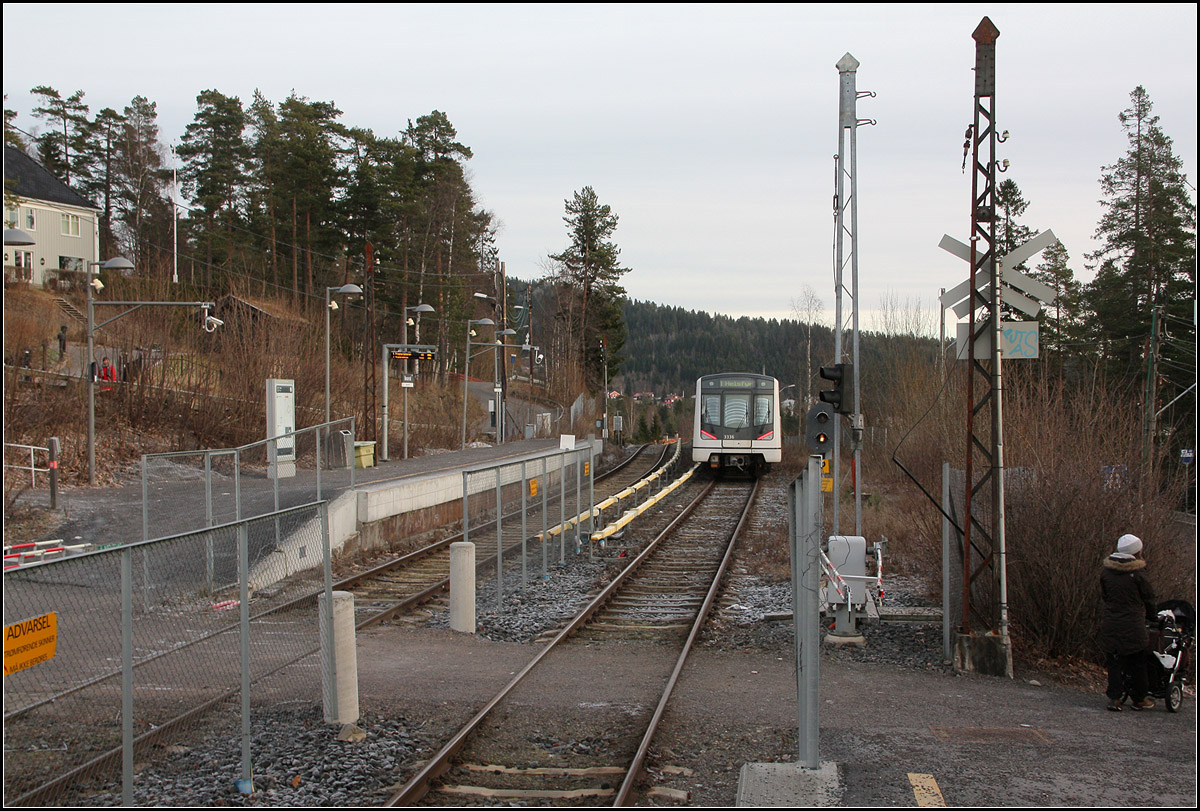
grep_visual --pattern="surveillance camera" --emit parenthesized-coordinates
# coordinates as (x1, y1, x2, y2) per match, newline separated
(204, 316, 224, 332)
(90, 278, 104, 292)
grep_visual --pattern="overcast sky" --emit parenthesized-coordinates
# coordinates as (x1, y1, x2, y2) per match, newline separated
(4, 3, 1196, 330)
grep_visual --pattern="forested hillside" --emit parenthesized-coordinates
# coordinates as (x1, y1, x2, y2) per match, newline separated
(620, 300, 832, 396)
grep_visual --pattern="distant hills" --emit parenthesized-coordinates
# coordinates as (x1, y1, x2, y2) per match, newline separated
(618, 299, 940, 405)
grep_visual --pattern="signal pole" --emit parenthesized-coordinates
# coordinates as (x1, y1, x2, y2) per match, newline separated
(832, 53, 874, 536)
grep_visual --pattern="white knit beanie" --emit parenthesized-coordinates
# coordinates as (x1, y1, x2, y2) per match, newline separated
(1116, 534, 1143, 556)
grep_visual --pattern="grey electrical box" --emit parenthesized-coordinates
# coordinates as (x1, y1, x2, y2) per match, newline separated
(826, 535, 867, 605)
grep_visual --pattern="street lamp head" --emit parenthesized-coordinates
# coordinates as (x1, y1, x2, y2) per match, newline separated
(473, 292, 492, 300)
(472, 318, 495, 327)
(499, 328, 517, 336)
(410, 303, 435, 314)
(101, 256, 135, 272)
(334, 283, 363, 296)
(4, 227, 35, 246)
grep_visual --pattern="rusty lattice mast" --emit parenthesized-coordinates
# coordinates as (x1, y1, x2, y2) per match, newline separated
(962, 16, 1009, 651)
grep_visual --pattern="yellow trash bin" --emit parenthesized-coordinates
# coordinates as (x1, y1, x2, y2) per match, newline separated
(354, 441, 376, 469)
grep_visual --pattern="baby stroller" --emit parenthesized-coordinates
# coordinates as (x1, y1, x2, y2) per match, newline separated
(1143, 600, 1194, 712)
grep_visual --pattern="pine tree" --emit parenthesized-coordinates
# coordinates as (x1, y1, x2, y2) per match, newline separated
(115, 96, 168, 270)
(30, 86, 91, 187)
(996, 178, 1034, 262)
(178, 89, 249, 287)
(549, 186, 631, 390)
(1084, 86, 1195, 451)
(1030, 239, 1084, 366)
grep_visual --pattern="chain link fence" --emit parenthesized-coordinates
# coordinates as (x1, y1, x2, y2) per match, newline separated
(3, 501, 333, 806)
(139, 419, 355, 541)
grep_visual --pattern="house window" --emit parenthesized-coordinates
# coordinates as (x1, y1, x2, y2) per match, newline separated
(61, 213, 80, 237)
(4, 208, 15, 228)
(14, 251, 33, 281)
(59, 256, 84, 273)
(25, 208, 36, 231)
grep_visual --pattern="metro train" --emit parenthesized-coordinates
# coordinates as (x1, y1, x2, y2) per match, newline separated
(691, 372, 781, 476)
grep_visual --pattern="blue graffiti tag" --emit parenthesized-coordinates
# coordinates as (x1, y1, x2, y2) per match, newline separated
(1003, 326, 1038, 357)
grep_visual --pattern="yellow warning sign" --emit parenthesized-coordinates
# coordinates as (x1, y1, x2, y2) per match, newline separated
(4, 611, 58, 676)
(821, 477, 833, 492)
(529, 478, 538, 498)
(584, 462, 590, 476)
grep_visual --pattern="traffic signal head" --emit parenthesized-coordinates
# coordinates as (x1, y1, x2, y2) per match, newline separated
(819, 362, 853, 415)
(806, 402, 834, 457)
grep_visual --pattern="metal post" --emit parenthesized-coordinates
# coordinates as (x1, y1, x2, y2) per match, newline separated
(121, 546, 133, 806)
(942, 461, 952, 662)
(588, 445, 596, 560)
(321, 502, 337, 722)
(791, 454, 822, 769)
(48, 437, 58, 510)
(574, 450, 582, 553)
(463, 470, 471, 552)
(86, 273, 96, 486)
(462, 330, 470, 450)
(381, 345, 390, 462)
(205, 451, 214, 594)
(541, 457, 548, 577)
(234, 449, 242, 521)
(238, 522, 252, 786)
(521, 460, 528, 588)
(141, 456, 149, 542)
(495, 467, 503, 612)
(325, 286, 332, 427)
(559, 451, 566, 564)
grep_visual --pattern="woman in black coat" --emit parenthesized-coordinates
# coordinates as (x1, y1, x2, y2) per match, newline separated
(1101, 533, 1157, 711)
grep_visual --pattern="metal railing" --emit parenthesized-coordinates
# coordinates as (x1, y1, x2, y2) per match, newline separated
(140, 418, 356, 543)
(3, 501, 335, 807)
(3, 438, 60, 509)
(462, 444, 595, 612)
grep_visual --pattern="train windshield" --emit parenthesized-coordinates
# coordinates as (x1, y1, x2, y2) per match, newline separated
(699, 377, 774, 434)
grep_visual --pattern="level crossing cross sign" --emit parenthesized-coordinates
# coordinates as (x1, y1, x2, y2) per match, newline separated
(939, 229, 1059, 360)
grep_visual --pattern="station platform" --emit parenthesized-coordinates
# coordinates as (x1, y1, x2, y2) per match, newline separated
(14, 436, 596, 558)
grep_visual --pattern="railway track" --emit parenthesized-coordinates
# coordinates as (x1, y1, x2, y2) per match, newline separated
(6, 443, 674, 806)
(386, 476, 759, 806)
(341, 442, 674, 628)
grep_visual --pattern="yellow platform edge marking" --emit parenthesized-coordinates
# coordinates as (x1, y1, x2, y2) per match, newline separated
(908, 773, 946, 807)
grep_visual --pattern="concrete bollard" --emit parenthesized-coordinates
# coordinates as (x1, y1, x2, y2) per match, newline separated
(450, 541, 476, 633)
(319, 590, 359, 724)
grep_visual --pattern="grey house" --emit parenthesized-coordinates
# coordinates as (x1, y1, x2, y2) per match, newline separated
(4, 144, 100, 289)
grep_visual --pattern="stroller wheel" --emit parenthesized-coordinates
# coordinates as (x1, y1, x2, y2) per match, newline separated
(1167, 682, 1182, 713)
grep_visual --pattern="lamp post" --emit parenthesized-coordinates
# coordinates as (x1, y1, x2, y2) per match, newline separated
(495, 328, 516, 443)
(85, 257, 134, 485)
(461, 318, 495, 449)
(85, 257, 219, 485)
(324, 284, 363, 426)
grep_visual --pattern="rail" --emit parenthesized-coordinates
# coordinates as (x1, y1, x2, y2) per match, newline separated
(385, 472, 750, 805)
